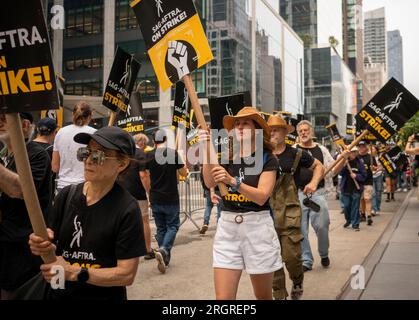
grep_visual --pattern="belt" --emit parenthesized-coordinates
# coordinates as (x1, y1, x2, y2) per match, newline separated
(221, 211, 270, 224)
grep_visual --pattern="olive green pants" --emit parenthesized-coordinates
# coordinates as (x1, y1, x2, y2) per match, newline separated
(272, 233, 304, 300)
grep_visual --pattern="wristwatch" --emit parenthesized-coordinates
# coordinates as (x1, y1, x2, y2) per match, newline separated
(77, 267, 89, 283)
(230, 176, 242, 193)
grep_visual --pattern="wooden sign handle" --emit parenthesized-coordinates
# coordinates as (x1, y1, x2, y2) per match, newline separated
(6, 114, 56, 264)
(323, 130, 369, 179)
(183, 75, 228, 196)
(108, 111, 117, 127)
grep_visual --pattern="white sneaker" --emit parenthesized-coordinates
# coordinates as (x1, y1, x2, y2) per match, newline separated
(403, 189, 408, 192)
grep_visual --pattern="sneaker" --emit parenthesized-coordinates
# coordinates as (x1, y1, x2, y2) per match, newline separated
(360, 213, 366, 222)
(199, 225, 208, 235)
(344, 221, 351, 228)
(144, 250, 155, 260)
(403, 188, 408, 192)
(353, 225, 360, 231)
(155, 249, 168, 274)
(396, 188, 402, 192)
(290, 283, 304, 300)
(321, 257, 330, 268)
(367, 217, 373, 226)
(303, 265, 312, 272)
(385, 198, 391, 203)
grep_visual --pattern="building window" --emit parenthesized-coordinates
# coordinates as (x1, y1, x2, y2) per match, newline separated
(64, 1, 104, 38)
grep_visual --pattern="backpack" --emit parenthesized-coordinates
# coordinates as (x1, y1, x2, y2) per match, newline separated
(269, 149, 304, 240)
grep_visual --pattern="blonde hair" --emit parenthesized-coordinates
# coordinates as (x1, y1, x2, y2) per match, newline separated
(72, 101, 92, 126)
(133, 133, 149, 145)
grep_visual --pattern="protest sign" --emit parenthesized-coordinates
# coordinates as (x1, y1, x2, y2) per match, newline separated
(355, 78, 419, 143)
(103, 47, 141, 118)
(172, 81, 191, 131)
(326, 123, 347, 150)
(1, 1, 57, 264)
(131, 0, 213, 91)
(0, 1, 59, 113)
(346, 114, 355, 136)
(116, 91, 145, 134)
(209, 92, 251, 157)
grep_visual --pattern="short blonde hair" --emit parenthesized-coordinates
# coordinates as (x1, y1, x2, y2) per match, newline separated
(133, 133, 149, 145)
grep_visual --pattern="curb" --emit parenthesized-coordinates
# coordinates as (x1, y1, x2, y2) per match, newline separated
(337, 189, 415, 300)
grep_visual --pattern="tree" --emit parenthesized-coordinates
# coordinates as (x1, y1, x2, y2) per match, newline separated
(397, 112, 419, 147)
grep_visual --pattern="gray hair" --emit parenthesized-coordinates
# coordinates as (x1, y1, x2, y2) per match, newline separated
(296, 120, 314, 132)
(133, 133, 149, 145)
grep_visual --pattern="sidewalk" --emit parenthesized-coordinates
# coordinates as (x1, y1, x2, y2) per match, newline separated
(127, 191, 410, 300)
(343, 189, 419, 300)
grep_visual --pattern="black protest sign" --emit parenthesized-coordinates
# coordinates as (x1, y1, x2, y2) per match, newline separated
(346, 114, 355, 135)
(209, 92, 251, 158)
(172, 81, 191, 132)
(103, 47, 141, 113)
(297, 114, 305, 122)
(0, 0, 59, 113)
(209, 92, 251, 130)
(355, 78, 419, 143)
(286, 118, 299, 146)
(116, 91, 145, 134)
(378, 146, 405, 175)
(326, 123, 346, 150)
(131, 0, 213, 91)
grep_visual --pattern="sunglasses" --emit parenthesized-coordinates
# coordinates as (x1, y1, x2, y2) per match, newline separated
(77, 147, 118, 166)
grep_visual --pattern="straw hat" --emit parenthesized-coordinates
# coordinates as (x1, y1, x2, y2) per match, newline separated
(223, 107, 271, 136)
(267, 115, 295, 134)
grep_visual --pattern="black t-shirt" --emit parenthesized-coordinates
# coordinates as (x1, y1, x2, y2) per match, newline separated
(297, 145, 325, 189)
(34, 141, 56, 196)
(359, 154, 377, 186)
(145, 148, 184, 205)
(344, 159, 361, 193)
(48, 183, 146, 300)
(275, 145, 315, 190)
(221, 151, 278, 213)
(117, 149, 148, 201)
(0, 141, 51, 290)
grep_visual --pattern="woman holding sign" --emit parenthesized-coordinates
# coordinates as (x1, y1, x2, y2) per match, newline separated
(28, 127, 146, 300)
(200, 107, 282, 300)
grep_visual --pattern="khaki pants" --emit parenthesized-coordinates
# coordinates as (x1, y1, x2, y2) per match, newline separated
(272, 233, 304, 300)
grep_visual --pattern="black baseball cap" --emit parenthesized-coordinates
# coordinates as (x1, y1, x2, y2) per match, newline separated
(74, 126, 136, 156)
(37, 118, 57, 134)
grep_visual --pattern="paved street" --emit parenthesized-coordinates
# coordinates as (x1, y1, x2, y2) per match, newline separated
(128, 190, 414, 300)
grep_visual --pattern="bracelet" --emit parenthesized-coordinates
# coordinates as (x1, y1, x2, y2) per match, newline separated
(230, 176, 242, 193)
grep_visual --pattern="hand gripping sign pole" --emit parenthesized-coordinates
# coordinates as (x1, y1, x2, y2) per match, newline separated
(325, 123, 360, 190)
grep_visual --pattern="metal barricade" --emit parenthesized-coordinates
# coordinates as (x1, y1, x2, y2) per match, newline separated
(178, 171, 206, 230)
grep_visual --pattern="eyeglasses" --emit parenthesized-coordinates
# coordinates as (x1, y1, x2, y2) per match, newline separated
(77, 147, 118, 166)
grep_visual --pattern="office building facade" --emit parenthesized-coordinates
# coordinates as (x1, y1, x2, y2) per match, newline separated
(280, 0, 356, 141)
(387, 30, 404, 84)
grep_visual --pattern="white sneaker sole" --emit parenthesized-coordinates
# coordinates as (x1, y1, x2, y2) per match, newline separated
(155, 251, 166, 274)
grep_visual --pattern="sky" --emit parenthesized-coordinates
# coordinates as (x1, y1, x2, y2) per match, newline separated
(363, 0, 419, 98)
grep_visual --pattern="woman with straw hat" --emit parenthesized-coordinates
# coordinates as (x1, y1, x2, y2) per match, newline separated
(200, 107, 283, 300)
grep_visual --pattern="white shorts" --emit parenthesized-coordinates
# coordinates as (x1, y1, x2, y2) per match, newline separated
(213, 210, 283, 275)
